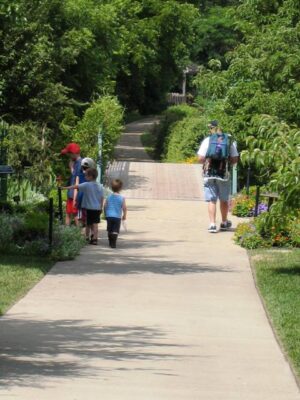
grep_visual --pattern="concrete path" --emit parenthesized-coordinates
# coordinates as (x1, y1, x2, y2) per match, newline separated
(0, 118, 299, 399)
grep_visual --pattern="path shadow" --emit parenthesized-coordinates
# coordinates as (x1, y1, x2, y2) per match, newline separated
(0, 319, 182, 388)
(275, 266, 300, 276)
(51, 249, 234, 276)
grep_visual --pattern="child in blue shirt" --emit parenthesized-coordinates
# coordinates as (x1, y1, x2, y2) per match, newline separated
(62, 168, 104, 245)
(104, 179, 127, 248)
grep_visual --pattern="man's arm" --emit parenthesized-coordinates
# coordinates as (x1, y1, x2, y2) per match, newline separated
(198, 155, 206, 164)
(197, 137, 209, 164)
(230, 156, 239, 165)
(230, 142, 239, 165)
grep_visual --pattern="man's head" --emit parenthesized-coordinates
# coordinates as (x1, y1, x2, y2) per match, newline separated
(85, 168, 98, 182)
(61, 143, 81, 160)
(208, 120, 219, 134)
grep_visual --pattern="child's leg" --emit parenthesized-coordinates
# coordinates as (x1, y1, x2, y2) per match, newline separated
(92, 223, 99, 241)
(85, 225, 91, 240)
(110, 232, 118, 248)
(65, 213, 71, 226)
(74, 215, 79, 226)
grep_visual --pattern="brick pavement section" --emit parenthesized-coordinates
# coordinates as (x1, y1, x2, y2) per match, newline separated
(108, 161, 204, 201)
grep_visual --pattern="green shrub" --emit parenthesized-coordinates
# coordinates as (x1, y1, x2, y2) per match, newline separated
(165, 116, 208, 162)
(15, 239, 50, 256)
(156, 105, 199, 159)
(289, 218, 300, 247)
(74, 96, 124, 169)
(51, 225, 85, 261)
(0, 214, 18, 252)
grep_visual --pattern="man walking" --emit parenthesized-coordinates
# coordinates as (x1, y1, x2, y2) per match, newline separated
(197, 120, 239, 233)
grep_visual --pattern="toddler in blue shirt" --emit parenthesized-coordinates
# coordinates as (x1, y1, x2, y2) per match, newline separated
(104, 179, 127, 248)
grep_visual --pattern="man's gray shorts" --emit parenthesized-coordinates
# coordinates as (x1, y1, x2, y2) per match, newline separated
(204, 179, 231, 202)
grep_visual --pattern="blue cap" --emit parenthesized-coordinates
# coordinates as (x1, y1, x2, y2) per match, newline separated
(208, 120, 218, 128)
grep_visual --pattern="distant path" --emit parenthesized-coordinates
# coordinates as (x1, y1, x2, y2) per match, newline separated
(0, 117, 299, 399)
(114, 117, 160, 162)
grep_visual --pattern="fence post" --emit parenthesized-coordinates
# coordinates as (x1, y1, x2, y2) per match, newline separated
(246, 166, 251, 195)
(49, 198, 54, 248)
(97, 125, 103, 184)
(254, 186, 260, 217)
(58, 187, 63, 223)
(231, 165, 238, 195)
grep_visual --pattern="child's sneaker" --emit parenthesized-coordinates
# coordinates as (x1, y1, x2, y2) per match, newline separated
(220, 220, 232, 231)
(208, 224, 218, 233)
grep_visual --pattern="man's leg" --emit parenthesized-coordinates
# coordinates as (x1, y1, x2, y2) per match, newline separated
(208, 201, 217, 225)
(220, 200, 229, 223)
(219, 180, 232, 230)
(204, 180, 218, 231)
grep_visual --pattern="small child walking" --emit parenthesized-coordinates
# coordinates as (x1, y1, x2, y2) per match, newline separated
(62, 168, 104, 245)
(104, 179, 127, 248)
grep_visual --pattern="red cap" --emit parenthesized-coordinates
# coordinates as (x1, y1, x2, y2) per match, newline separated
(61, 143, 81, 155)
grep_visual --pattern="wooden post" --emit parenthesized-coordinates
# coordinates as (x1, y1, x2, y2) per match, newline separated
(254, 186, 260, 217)
(49, 198, 54, 247)
(58, 187, 63, 223)
(246, 166, 251, 195)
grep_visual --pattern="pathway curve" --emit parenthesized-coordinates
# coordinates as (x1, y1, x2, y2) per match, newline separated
(0, 118, 299, 399)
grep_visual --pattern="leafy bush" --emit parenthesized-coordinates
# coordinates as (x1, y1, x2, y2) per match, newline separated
(15, 239, 50, 257)
(165, 116, 208, 162)
(0, 214, 18, 252)
(155, 104, 199, 159)
(0, 203, 86, 260)
(51, 225, 85, 261)
(289, 218, 300, 247)
(74, 96, 124, 171)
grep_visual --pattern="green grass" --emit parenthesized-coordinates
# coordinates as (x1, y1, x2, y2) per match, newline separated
(0, 255, 53, 316)
(141, 129, 158, 159)
(250, 249, 300, 377)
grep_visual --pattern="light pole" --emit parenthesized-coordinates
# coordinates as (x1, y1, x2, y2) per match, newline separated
(0, 121, 13, 201)
(97, 125, 103, 184)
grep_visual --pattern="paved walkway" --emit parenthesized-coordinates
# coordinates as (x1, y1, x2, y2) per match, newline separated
(0, 118, 299, 399)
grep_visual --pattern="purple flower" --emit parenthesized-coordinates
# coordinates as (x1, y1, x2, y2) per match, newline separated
(252, 203, 268, 216)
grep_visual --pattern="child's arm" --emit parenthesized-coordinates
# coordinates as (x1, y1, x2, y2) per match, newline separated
(122, 199, 127, 220)
(60, 184, 79, 190)
(100, 196, 104, 211)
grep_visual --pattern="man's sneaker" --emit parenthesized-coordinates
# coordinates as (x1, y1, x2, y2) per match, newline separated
(220, 220, 232, 231)
(208, 224, 218, 233)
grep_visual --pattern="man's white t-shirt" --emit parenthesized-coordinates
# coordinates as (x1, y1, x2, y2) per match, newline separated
(197, 137, 239, 158)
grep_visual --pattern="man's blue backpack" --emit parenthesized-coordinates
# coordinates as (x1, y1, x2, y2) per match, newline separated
(206, 133, 230, 160)
(204, 133, 231, 180)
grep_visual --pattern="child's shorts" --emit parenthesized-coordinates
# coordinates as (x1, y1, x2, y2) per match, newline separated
(66, 198, 78, 215)
(106, 217, 121, 234)
(86, 209, 101, 225)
